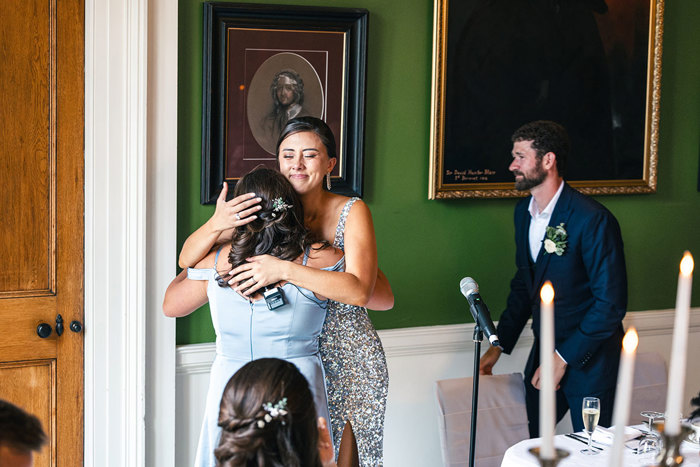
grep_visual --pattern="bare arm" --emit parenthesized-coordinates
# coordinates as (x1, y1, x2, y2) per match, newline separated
(366, 268, 394, 311)
(179, 224, 231, 269)
(317, 417, 337, 467)
(230, 200, 379, 307)
(178, 182, 261, 268)
(232, 257, 374, 307)
(162, 269, 209, 317)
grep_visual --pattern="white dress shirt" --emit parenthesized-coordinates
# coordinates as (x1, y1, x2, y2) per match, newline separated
(527, 181, 565, 262)
(527, 181, 567, 364)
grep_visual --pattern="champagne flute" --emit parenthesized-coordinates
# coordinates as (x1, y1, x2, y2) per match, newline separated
(581, 397, 601, 455)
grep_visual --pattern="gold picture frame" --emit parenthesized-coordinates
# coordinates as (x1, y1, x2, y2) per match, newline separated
(429, 0, 664, 199)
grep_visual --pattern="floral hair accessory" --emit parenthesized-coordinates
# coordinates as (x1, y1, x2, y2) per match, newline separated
(271, 197, 293, 218)
(256, 397, 289, 428)
(543, 222, 567, 256)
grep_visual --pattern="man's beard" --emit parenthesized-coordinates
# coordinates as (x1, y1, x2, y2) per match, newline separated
(513, 161, 546, 191)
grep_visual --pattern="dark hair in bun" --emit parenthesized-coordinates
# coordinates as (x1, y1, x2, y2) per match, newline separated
(214, 358, 323, 467)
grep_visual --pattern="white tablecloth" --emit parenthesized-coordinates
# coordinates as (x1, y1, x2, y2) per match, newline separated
(502, 427, 700, 467)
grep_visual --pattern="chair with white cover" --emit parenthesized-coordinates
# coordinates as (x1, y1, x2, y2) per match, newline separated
(628, 351, 668, 426)
(436, 373, 529, 467)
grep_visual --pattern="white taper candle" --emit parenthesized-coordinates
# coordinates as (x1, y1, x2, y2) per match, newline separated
(540, 282, 555, 459)
(608, 328, 639, 467)
(665, 251, 693, 435)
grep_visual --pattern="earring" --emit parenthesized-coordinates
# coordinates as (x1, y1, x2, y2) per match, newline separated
(326, 172, 331, 190)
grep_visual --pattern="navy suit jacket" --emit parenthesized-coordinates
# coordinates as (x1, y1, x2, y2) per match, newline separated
(496, 182, 628, 396)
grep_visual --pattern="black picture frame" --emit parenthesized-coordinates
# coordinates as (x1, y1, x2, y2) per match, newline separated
(428, 0, 665, 199)
(201, 2, 369, 204)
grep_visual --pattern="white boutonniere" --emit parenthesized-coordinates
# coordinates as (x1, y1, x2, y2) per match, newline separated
(543, 223, 567, 256)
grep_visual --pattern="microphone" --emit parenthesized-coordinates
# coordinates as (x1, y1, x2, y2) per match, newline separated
(459, 277, 500, 347)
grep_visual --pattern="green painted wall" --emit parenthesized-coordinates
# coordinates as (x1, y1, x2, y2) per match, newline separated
(176, 0, 700, 345)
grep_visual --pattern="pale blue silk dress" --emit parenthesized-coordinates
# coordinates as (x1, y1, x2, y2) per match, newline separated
(190, 247, 343, 467)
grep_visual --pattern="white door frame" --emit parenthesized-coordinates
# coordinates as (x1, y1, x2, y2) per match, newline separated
(84, 0, 177, 465)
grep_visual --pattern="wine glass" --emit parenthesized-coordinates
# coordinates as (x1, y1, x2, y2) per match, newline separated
(581, 397, 601, 455)
(640, 410, 664, 434)
(637, 436, 659, 458)
(637, 411, 664, 459)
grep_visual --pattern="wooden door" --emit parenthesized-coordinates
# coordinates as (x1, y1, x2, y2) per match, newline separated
(0, 1, 84, 466)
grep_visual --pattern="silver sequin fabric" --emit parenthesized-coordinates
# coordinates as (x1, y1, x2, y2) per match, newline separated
(319, 197, 389, 467)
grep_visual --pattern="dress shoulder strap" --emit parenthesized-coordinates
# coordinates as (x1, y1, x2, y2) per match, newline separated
(187, 246, 225, 281)
(302, 246, 310, 266)
(186, 268, 210, 281)
(333, 197, 360, 250)
(214, 246, 225, 269)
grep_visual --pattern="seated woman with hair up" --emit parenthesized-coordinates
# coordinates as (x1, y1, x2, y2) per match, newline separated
(163, 167, 343, 467)
(215, 357, 336, 467)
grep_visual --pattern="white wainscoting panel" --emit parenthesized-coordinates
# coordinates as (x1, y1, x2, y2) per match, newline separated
(175, 309, 700, 467)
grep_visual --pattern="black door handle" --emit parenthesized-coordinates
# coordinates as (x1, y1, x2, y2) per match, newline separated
(70, 320, 83, 333)
(37, 323, 52, 338)
(37, 315, 80, 338)
(55, 314, 64, 336)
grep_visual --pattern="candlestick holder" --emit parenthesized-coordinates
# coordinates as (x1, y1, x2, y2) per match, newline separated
(655, 424, 692, 466)
(528, 447, 569, 466)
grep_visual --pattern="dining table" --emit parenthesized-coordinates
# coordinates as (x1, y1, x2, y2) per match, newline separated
(501, 425, 700, 466)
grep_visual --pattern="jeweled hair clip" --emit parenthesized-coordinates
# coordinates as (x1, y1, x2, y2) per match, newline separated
(256, 397, 288, 428)
(271, 197, 293, 217)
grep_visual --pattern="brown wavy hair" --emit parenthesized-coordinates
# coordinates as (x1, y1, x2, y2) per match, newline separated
(214, 358, 323, 467)
(224, 167, 322, 279)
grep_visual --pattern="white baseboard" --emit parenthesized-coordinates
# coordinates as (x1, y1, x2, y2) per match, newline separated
(175, 308, 700, 467)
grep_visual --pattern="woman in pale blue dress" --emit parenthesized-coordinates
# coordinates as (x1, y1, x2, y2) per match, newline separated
(163, 167, 343, 467)
(178, 117, 392, 467)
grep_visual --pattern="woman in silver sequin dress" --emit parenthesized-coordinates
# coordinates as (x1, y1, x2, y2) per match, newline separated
(179, 117, 392, 467)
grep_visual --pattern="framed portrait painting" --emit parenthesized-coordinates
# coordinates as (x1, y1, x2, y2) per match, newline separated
(429, 0, 665, 199)
(201, 3, 369, 204)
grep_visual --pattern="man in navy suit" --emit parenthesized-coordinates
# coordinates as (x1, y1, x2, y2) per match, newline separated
(479, 121, 627, 436)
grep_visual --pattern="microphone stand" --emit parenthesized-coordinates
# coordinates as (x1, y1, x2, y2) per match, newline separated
(468, 323, 483, 467)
